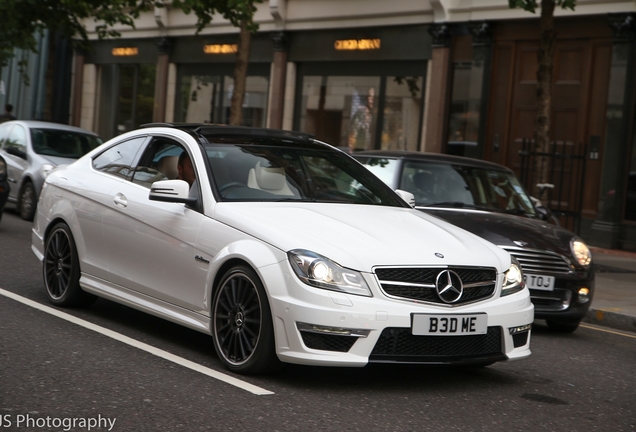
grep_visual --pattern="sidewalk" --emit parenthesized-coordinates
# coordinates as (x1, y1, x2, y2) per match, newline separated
(581, 247, 636, 333)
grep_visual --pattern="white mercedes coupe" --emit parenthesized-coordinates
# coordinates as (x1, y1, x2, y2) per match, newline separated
(32, 124, 533, 374)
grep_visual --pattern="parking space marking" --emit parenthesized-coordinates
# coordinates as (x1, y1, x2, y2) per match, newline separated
(580, 323, 636, 339)
(0, 287, 274, 395)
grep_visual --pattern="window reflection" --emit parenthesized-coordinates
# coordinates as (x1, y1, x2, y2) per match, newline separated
(299, 75, 423, 152)
(179, 75, 268, 127)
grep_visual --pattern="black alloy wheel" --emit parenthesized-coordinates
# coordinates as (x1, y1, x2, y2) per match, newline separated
(19, 181, 36, 221)
(43, 222, 96, 307)
(212, 265, 279, 374)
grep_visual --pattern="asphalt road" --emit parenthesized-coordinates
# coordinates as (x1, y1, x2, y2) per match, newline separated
(0, 208, 634, 431)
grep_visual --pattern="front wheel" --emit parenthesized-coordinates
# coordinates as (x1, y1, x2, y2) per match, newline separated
(19, 181, 36, 221)
(212, 265, 279, 374)
(43, 222, 96, 307)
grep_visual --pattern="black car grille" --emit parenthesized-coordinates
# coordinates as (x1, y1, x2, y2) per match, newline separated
(529, 288, 572, 311)
(512, 331, 530, 348)
(369, 327, 504, 364)
(500, 246, 573, 275)
(300, 332, 358, 352)
(374, 267, 497, 305)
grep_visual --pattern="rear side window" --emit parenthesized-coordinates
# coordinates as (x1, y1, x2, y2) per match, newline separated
(5, 125, 27, 153)
(92, 137, 146, 179)
(0, 123, 12, 147)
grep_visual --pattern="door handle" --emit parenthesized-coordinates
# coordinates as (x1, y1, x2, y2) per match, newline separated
(113, 193, 127, 208)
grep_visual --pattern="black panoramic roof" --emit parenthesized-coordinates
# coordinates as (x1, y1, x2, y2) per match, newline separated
(354, 149, 512, 173)
(141, 123, 315, 146)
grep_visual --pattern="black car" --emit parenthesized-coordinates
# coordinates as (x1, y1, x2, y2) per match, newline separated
(354, 150, 594, 333)
(0, 155, 9, 223)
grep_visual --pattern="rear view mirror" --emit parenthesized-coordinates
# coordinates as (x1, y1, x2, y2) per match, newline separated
(149, 179, 197, 205)
(395, 189, 415, 207)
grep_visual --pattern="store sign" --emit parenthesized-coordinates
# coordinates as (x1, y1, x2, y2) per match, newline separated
(111, 47, 139, 57)
(204, 44, 238, 54)
(334, 39, 381, 51)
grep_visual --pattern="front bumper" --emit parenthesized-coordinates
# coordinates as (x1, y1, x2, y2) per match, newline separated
(259, 263, 534, 367)
(530, 273, 595, 322)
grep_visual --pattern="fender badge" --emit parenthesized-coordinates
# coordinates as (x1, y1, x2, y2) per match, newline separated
(435, 253, 444, 259)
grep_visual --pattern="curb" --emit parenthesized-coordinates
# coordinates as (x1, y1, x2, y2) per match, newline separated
(584, 307, 636, 333)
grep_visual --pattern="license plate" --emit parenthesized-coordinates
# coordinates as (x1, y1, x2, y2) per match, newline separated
(523, 274, 555, 291)
(412, 313, 487, 336)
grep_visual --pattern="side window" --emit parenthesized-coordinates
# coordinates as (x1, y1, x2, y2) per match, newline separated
(6, 125, 26, 153)
(92, 137, 146, 179)
(132, 139, 186, 188)
(0, 123, 12, 148)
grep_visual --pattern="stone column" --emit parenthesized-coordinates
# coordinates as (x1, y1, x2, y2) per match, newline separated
(153, 37, 171, 123)
(268, 31, 289, 130)
(71, 48, 85, 127)
(423, 24, 452, 153)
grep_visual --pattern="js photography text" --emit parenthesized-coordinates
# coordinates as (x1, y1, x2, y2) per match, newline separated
(0, 414, 116, 431)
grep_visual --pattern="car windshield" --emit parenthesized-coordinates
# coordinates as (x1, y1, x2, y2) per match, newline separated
(204, 142, 407, 206)
(358, 157, 537, 216)
(31, 128, 103, 159)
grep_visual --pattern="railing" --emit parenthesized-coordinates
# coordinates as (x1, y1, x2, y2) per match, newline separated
(518, 139, 587, 234)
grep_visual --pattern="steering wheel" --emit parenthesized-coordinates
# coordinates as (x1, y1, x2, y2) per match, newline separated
(218, 182, 244, 192)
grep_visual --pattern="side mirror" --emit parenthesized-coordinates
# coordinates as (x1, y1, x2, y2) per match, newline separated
(530, 195, 559, 226)
(149, 179, 197, 205)
(395, 189, 415, 207)
(6, 146, 27, 160)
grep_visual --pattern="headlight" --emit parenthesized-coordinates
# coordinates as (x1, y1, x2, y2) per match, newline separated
(41, 163, 54, 178)
(502, 256, 524, 297)
(288, 249, 372, 297)
(571, 238, 591, 267)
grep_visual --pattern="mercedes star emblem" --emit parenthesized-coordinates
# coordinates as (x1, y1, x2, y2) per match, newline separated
(435, 270, 464, 303)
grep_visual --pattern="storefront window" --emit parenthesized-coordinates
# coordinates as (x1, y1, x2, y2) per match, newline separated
(179, 74, 268, 127)
(447, 61, 484, 157)
(382, 76, 423, 151)
(97, 64, 156, 140)
(299, 75, 423, 152)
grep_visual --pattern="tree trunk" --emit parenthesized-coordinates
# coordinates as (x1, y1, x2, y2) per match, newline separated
(229, 20, 251, 126)
(534, 0, 556, 196)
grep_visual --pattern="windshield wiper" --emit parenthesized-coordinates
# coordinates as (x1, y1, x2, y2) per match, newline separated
(423, 202, 491, 211)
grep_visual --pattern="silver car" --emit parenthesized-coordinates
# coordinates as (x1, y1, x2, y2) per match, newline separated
(0, 120, 102, 220)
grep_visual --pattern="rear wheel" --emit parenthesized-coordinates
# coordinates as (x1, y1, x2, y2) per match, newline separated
(43, 222, 96, 307)
(212, 265, 279, 374)
(18, 181, 36, 221)
(546, 319, 580, 333)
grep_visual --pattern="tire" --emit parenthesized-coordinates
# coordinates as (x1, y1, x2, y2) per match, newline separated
(18, 181, 36, 221)
(212, 265, 279, 374)
(43, 222, 96, 307)
(546, 319, 580, 333)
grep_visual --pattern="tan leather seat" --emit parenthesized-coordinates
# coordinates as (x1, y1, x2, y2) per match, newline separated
(157, 155, 179, 179)
(247, 161, 294, 196)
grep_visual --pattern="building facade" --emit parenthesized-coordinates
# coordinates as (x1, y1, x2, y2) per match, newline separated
(70, 0, 636, 251)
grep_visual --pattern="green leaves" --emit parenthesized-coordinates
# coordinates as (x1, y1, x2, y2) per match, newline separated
(508, 0, 576, 14)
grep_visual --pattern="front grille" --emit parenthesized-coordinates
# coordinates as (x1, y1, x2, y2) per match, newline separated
(530, 288, 572, 311)
(369, 327, 504, 364)
(300, 332, 358, 352)
(374, 267, 497, 305)
(500, 246, 573, 275)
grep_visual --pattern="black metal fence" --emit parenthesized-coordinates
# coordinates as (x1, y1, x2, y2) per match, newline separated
(518, 139, 587, 234)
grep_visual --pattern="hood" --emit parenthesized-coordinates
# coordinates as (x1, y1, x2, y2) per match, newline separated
(42, 155, 77, 166)
(213, 203, 511, 273)
(421, 208, 575, 256)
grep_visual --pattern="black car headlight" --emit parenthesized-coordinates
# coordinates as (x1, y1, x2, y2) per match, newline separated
(288, 249, 372, 297)
(571, 238, 592, 267)
(502, 256, 524, 297)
